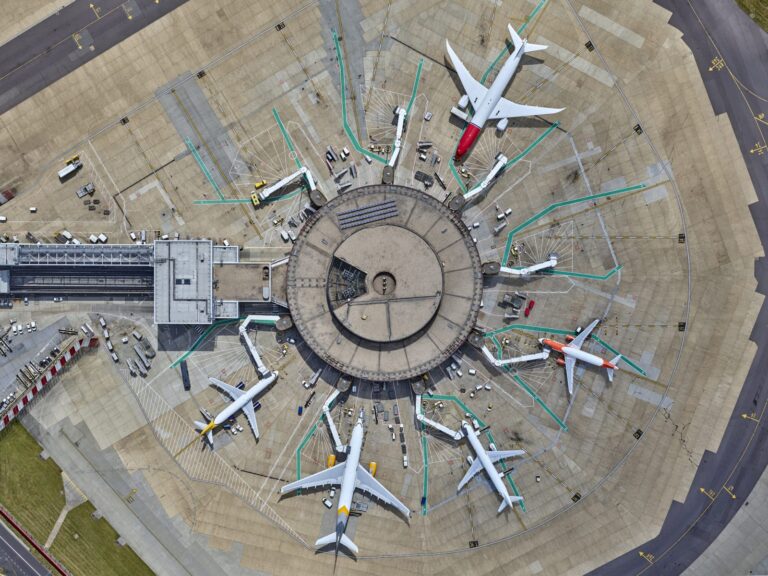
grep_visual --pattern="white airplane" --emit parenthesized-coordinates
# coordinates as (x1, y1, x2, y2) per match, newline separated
(457, 421, 525, 513)
(539, 318, 622, 395)
(194, 372, 278, 448)
(280, 409, 410, 556)
(446, 24, 564, 160)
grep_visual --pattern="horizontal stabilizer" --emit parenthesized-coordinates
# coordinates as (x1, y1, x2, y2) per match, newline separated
(316, 532, 358, 555)
(194, 422, 214, 447)
(507, 24, 547, 53)
(607, 354, 622, 382)
(497, 495, 524, 513)
(487, 449, 525, 464)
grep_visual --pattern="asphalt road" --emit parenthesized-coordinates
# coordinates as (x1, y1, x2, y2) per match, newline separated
(0, 521, 51, 576)
(0, 0, 189, 116)
(590, 1, 768, 574)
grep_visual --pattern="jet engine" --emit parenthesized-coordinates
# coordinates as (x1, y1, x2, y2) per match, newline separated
(556, 358, 566, 366)
(565, 335, 575, 343)
(458, 94, 469, 110)
(496, 118, 509, 131)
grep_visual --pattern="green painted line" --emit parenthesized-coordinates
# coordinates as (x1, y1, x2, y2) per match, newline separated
(513, 375, 567, 431)
(489, 336, 567, 431)
(332, 31, 387, 165)
(479, 0, 550, 84)
(169, 318, 242, 368)
(502, 183, 646, 265)
(186, 138, 224, 200)
(420, 421, 428, 516)
(295, 418, 322, 481)
(485, 430, 526, 512)
(504, 122, 559, 170)
(272, 108, 303, 170)
(484, 325, 646, 376)
(193, 199, 251, 205)
(548, 264, 623, 281)
(459, 121, 560, 198)
(428, 394, 486, 428)
(592, 336, 646, 376)
(423, 395, 526, 511)
(405, 59, 424, 117)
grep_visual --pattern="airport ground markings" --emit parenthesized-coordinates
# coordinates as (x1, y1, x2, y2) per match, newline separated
(489, 335, 568, 432)
(480, 0, 552, 85)
(192, 108, 304, 205)
(501, 182, 647, 265)
(169, 317, 251, 369)
(427, 394, 527, 513)
(405, 58, 425, 118)
(420, 421, 429, 516)
(332, 30, 387, 164)
(185, 137, 224, 200)
(485, 325, 647, 377)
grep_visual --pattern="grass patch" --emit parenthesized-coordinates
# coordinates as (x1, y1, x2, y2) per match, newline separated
(0, 422, 64, 542)
(50, 502, 154, 576)
(736, 0, 768, 31)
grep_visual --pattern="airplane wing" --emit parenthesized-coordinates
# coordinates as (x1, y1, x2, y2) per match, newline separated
(445, 40, 487, 106)
(487, 449, 525, 465)
(355, 465, 411, 518)
(489, 97, 565, 120)
(209, 377, 245, 400)
(570, 318, 600, 350)
(565, 356, 577, 395)
(242, 402, 259, 439)
(280, 463, 344, 494)
(457, 458, 484, 492)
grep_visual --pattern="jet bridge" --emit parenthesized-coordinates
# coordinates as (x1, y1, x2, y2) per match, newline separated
(239, 315, 280, 377)
(500, 254, 558, 277)
(481, 345, 550, 368)
(252, 167, 316, 205)
(463, 153, 508, 202)
(415, 394, 462, 440)
(322, 389, 345, 452)
(387, 107, 408, 168)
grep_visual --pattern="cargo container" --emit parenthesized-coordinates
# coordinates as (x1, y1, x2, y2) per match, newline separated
(99, 317, 107, 328)
(132, 330, 143, 341)
(111, 352, 119, 363)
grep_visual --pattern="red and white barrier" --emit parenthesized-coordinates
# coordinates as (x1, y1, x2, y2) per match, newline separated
(0, 336, 98, 432)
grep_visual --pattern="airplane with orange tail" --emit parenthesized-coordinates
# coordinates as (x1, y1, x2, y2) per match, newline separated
(539, 319, 622, 395)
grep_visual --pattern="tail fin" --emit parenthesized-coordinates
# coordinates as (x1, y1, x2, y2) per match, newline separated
(315, 532, 359, 555)
(508, 24, 547, 53)
(194, 421, 214, 448)
(606, 355, 622, 382)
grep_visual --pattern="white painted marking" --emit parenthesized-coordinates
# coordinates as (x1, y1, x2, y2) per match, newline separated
(577, 6, 645, 49)
(534, 35, 615, 87)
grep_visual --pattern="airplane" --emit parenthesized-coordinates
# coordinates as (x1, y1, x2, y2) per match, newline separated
(538, 318, 622, 396)
(194, 372, 278, 448)
(446, 24, 564, 160)
(455, 421, 525, 513)
(280, 409, 410, 557)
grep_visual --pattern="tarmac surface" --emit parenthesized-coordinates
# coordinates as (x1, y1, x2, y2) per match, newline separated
(0, 0, 189, 116)
(590, 1, 768, 574)
(0, 521, 51, 576)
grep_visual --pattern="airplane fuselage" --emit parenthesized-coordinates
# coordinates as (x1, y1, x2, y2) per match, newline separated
(207, 373, 277, 432)
(336, 416, 364, 539)
(540, 338, 617, 370)
(456, 45, 524, 159)
(461, 422, 515, 507)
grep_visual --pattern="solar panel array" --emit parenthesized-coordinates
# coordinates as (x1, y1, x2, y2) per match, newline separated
(336, 199, 399, 230)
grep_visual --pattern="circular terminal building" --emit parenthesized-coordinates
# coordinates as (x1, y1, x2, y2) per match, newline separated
(287, 185, 482, 381)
